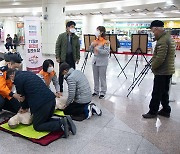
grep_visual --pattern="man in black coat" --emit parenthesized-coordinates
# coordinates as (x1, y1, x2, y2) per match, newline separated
(7, 69, 76, 137)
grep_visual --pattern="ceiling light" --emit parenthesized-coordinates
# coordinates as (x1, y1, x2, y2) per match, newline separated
(166, 0, 173, 5)
(12, 2, 21, 5)
(116, 6, 122, 10)
(138, 13, 147, 15)
(32, 11, 38, 16)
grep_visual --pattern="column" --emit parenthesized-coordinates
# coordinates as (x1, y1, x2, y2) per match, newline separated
(42, 0, 66, 54)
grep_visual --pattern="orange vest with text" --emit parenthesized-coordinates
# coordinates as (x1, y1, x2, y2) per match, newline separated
(0, 71, 13, 100)
(39, 70, 56, 87)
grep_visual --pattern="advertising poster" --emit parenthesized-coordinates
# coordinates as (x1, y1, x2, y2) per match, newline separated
(24, 17, 43, 73)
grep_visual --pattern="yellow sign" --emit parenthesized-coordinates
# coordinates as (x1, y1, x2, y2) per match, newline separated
(164, 21, 180, 28)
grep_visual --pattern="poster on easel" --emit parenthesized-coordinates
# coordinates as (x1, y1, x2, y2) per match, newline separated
(24, 16, 43, 74)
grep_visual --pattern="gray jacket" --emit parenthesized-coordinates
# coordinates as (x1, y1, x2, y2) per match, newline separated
(89, 41, 110, 66)
(64, 68, 92, 105)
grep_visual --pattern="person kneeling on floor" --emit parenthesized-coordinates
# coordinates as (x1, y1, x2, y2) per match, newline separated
(6, 69, 76, 138)
(59, 62, 102, 120)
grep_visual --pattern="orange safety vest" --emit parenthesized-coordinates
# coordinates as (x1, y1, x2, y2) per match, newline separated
(93, 36, 108, 46)
(0, 71, 13, 100)
(39, 70, 56, 86)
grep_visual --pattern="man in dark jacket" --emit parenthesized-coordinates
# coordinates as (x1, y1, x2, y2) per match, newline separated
(55, 21, 80, 94)
(142, 20, 175, 118)
(5, 34, 13, 51)
(7, 69, 76, 137)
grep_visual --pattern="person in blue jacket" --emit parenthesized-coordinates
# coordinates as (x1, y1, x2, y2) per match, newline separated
(6, 69, 76, 138)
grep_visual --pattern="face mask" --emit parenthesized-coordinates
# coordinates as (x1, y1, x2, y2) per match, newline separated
(70, 28, 76, 33)
(150, 32, 155, 41)
(47, 67, 54, 73)
(95, 30, 100, 37)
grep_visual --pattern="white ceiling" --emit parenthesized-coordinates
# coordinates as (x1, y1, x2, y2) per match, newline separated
(0, 0, 179, 20)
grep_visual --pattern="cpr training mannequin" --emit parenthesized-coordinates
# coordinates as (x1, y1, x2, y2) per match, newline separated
(55, 96, 67, 110)
(8, 110, 33, 129)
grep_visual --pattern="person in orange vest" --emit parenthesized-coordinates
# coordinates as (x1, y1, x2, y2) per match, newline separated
(0, 52, 23, 113)
(38, 59, 62, 98)
(89, 26, 110, 99)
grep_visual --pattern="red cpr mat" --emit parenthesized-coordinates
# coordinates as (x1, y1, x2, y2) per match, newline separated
(0, 120, 64, 146)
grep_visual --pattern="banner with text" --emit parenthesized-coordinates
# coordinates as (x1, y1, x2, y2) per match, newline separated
(24, 17, 43, 73)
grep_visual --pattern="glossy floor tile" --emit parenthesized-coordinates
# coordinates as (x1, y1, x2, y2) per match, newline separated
(0, 44, 180, 154)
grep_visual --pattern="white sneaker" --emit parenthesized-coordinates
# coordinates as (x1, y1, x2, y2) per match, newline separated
(91, 103, 102, 116)
(86, 104, 92, 119)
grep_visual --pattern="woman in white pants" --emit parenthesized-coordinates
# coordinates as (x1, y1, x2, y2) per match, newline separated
(89, 26, 110, 99)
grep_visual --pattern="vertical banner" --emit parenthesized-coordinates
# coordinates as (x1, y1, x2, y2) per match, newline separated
(24, 17, 43, 74)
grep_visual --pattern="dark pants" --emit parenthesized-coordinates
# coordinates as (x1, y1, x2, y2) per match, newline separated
(33, 99, 62, 132)
(59, 53, 75, 92)
(0, 95, 20, 113)
(5, 43, 13, 51)
(63, 102, 89, 117)
(149, 75, 172, 114)
(14, 45, 17, 50)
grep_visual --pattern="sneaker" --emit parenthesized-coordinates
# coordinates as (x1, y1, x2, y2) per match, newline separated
(66, 115, 76, 135)
(158, 109, 170, 118)
(99, 95, 105, 99)
(86, 104, 92, 119)
(92, 93, 98, 97)
(91, 103, 102, 116)
(142, 112, 157, 119)
(60, 117, 69, 138)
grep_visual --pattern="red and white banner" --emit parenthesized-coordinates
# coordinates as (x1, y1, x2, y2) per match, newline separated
(24, 17, 43, 74)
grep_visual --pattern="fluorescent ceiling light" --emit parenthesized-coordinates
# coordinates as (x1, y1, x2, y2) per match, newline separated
(12, 2, 21, 5)
(66, 0, 167, 12)
(166, 0, 173, 5)
(0, 7, 42, 14)
(110, 18, 180, 22)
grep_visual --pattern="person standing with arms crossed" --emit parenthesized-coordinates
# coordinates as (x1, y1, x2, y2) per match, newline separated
(55, 21, 80, 95)
(90, 26, 110, 99)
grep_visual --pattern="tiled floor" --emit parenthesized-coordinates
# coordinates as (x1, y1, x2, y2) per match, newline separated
(0, 43, 180, 154)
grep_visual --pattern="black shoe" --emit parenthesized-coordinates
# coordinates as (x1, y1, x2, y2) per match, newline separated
(92, 93, 98, 97)
(99, 95, 105, 99)
(66, 115, 76, 135)
(142, 112, 157, 119)
(158, 109, 170, 118)
(60, 117, 69, 138)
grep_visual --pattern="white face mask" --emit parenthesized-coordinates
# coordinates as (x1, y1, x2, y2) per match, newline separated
(150, 32, 155, 41)
(95, 30, 100, 37)
(47, 67, 54, 73)
(70, 28, 76, 33)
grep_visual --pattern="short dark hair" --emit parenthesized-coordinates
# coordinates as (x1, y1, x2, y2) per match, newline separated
(6, 68, 17, 79)
(149, 20, 164, 28)
(42, 59, 54, 72)
(59, 62, 70, 74)
(97, 26, 106, 38)
(4, 52, 23, 63)
(66, 21, 76, 28)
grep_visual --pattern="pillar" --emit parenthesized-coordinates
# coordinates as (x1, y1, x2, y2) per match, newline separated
(42, 0, 66, 54)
